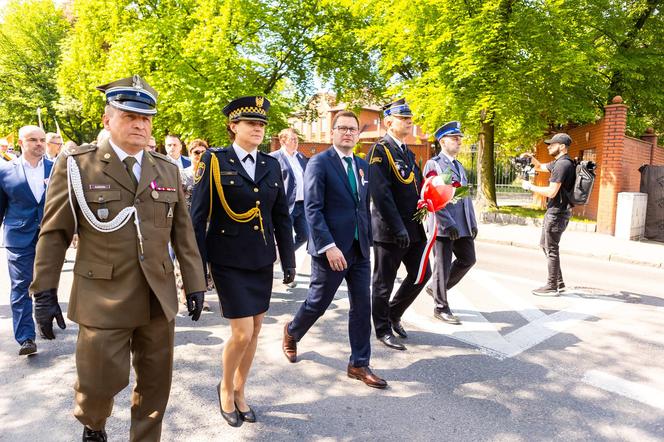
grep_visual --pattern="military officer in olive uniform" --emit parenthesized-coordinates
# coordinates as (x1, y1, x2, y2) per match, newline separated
(367, 99, 430, 351)
(190, 96, 295, 426)
(30, 75, 206, 442)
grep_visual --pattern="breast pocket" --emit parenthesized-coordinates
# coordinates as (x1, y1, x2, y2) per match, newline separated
(84, 190, 123, 220)
(154, 192, 178, 228)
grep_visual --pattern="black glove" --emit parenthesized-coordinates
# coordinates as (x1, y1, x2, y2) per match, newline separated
(33, 289, 66, 339)
(186, 291, 205, 321)
(283, 267, 296, 284)
(471, 226, 478, 239)
(447, 226, 460, 241)
(395, 230, 410, 249)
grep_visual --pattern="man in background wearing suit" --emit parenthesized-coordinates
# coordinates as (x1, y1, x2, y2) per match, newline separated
(423, 122, 477, 324)
(282, 111, 387, 389)
(164, 134, 190, 169)
(270, 128, 309, 253)
(0, 125, 53, 355)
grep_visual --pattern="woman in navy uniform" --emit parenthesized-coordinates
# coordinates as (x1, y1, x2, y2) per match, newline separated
(190, 96, 296, 426)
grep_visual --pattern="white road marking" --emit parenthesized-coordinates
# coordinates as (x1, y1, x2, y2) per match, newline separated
(473, 269, 546, 322)
(582, 370, 664, 411)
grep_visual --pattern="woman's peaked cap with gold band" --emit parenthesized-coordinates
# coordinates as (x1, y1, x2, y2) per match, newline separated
(223, 96, 270, 123)
(96, 75, 158, 116)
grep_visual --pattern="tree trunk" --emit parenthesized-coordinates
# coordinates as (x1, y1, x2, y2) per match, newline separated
(476, 114, 498, 210)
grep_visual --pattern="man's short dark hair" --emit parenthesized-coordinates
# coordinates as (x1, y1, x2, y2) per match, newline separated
(165, 134, 181, 142)
(332, 111, 359, 129)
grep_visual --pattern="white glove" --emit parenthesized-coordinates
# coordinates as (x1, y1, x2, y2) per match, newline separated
(521, 180, 532, 191)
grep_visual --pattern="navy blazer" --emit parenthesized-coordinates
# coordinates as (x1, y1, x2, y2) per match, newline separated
(269, 149, 308, 214)
(181, 155, 191, 168)
(190, 147, 295, 271)
(423, 154, 477, 238)
(0, 156, 54, 248)
(305, 147, 371, 259)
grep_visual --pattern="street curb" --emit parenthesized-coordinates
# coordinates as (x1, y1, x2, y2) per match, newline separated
(475, 237, 663, 269)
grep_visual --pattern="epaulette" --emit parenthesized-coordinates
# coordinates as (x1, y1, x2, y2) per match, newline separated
(148, 151, 179, 169)
(209, 147, 223, 152)
(258, 151, 278, 163)
(64, 143, 97, 156)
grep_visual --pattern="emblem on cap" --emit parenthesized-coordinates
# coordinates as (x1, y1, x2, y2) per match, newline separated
(256, 96, 264, 107)
(223, 96, 271, 123)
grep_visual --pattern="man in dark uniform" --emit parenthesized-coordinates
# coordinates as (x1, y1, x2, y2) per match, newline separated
(367, 99, 430, 351)
(30, 75, 206, 442)
(424, 122, 477, 324)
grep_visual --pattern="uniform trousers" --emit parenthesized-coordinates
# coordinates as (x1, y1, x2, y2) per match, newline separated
(288, 240, 371, 367)
(432, 236, 476, 311)
(371, 241, 430, 338)
(74, 295, 174, 442)
(6, 243, 37, 344)
(290, 201, 308, 251)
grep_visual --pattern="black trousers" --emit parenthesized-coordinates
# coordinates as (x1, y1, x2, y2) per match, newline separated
(539, 209, 571, 286)
(432, 236, 476, 312)
(371, 241, 431, 338)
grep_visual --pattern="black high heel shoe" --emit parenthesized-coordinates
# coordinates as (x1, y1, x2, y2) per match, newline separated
(217, 383, 241, 427)
(234, 400, 256, 423)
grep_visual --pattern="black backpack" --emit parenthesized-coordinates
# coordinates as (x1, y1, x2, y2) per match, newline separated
(565, 158, 596, 206)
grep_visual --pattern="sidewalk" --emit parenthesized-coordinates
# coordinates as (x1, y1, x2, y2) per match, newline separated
(476, 221, 664, 268)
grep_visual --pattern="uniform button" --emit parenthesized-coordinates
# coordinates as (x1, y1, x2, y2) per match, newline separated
(221, 229, 225, 234)
(87, 271, 93, 277)
(230, 180, 235, 185)
(256, 200, 260, 205)
(253, 225, 259, 231)
(274, 182, 278, 186)
(253, 187, 259, 193)
(98, 196, 103, 202)
(135, 198, 140, 204)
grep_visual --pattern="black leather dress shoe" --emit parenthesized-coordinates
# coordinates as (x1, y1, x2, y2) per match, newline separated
(235, 401, 256, 423)
(217, 383, 241, 427)
(82, 427, 107, 442)
(18, 339, 37, 356)
(433, 309, 461, 324)
(391, 321, 408, 339)
(378, 334, 406, 351)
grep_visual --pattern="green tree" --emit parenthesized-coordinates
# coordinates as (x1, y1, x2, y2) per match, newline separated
(0, 0, 71, 140)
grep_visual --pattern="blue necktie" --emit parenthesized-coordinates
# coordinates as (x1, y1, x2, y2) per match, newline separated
(344, 157, 359, 240)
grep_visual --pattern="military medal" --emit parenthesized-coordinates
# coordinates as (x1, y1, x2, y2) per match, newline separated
(97, 208, 109, 220)
(151, 190, 159, 199)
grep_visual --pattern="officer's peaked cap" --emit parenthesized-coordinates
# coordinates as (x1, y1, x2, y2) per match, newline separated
(96, 75, 157, 116)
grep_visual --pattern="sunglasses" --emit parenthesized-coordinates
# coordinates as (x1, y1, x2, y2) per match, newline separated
(191, 150, 206, 156)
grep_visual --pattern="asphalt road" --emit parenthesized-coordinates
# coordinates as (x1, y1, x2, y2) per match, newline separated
(0, 242, 662, 441)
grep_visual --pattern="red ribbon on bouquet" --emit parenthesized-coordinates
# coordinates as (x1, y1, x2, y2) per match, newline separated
(414, 173, 457, 284)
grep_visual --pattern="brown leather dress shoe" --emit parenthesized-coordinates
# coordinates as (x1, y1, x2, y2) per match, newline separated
(347, 364, 388, 389)
(282, 323, 297, 363)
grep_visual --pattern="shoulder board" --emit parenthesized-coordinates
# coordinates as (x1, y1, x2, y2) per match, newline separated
(64, 143, 96, 156)
(258, 151, 278, 162)
(209, 147, 223, 152)
(149, 151, 178, 166)
(430, 155, 441, 162)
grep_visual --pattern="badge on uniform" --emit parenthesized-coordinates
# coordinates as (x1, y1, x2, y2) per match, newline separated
(194, 162, 206, 184)
(370, 156, 382, 164)
(97, 208, 109, 220)
(167, 206, 174, 218)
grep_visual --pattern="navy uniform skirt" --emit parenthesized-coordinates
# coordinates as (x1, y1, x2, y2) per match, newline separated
(210, 264, 274, 318)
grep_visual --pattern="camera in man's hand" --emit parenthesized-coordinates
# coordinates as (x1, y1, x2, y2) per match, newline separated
(512, 154, 536, 181)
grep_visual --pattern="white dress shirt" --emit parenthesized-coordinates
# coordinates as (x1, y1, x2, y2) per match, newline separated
(110, 139, 143, 183)
(386, 132, 406, 151)
(281, 147, 305, 202)
(21, 156, 45, 202)
(233, 143, 257, 181)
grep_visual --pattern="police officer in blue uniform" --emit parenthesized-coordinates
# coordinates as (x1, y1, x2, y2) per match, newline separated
(190, 96, 296, 426)
(367, 99, 430, 351)
(424, 121, 477, 324)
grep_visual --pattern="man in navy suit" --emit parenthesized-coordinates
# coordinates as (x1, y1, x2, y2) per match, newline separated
(282, 111, 387, 389)
(0, 125, 54, 355)
(270, 128, 309, 254)
(164, 134, 190, 169)
(424, 122, 477, 324)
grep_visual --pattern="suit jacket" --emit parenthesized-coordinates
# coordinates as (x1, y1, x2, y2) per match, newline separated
(30, 140, 206, 328)
(182, 155, 191, 168)
(424, 154, 477, 238)
(305, 147, 371, 259)
(0, 157, 54, 248)
(269, 149, 308, 214)
(367, 135, 425, 244)
(190, 147, 295, 272)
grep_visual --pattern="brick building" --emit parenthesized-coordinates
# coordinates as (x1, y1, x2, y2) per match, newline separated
(533, 96, 664, 234)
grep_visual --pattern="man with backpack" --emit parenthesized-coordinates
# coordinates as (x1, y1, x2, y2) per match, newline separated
(521, 133, 576, 296)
